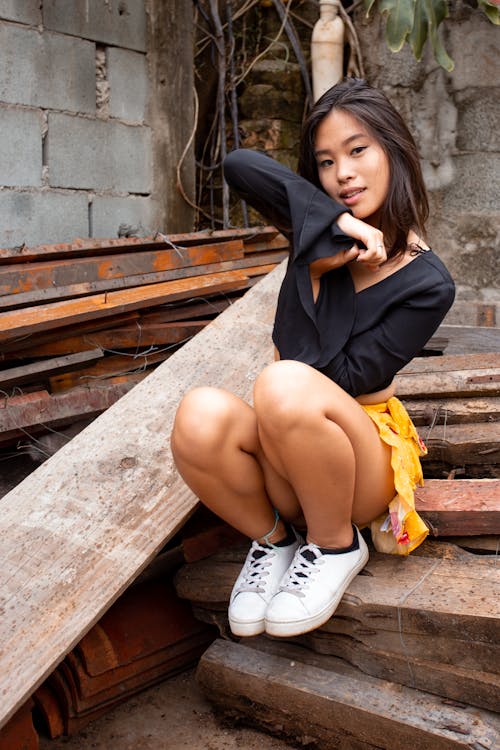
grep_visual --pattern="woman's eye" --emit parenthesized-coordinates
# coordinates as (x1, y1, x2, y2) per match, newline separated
(318, 158, 334, 168)
(352, 146, 367, 155)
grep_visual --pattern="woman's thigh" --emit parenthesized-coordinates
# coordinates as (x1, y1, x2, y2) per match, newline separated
(254, 361, 395, 525)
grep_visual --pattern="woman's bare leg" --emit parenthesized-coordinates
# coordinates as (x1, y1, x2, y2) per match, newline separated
(253, 360, 395, 548)
(171, 385, 306, 637)
(170, 386, 302, 543)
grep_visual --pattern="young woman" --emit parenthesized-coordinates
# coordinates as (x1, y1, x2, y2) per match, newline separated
(171, 78, 455, 639)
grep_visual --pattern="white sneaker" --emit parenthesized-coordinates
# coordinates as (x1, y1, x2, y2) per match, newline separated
(228, 532, 302, 637)
(265, 526, 369, 637)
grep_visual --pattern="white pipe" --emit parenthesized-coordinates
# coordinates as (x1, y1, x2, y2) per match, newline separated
(311, 0, 345, 102)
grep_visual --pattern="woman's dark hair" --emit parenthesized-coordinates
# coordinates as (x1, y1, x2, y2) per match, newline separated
(298, 77, 429, 259)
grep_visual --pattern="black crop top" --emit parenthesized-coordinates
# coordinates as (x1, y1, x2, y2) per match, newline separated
(223, 149, 455, 397)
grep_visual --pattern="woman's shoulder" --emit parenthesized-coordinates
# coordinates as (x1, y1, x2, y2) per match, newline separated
(418, 249, 455, 288)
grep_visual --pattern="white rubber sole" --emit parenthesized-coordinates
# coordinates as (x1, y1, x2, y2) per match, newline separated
(228, 616, 266, 637)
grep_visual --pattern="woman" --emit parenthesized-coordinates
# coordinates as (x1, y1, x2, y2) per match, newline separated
(171, 78, 455, 639)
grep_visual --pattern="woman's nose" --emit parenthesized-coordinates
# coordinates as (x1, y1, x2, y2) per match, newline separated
(336, 159, 354, 183)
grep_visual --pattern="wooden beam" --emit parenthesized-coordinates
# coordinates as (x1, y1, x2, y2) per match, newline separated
(0, 349, 104, 388)
(0, 269, 249, 343)
(0, 262, 283, 729)
(403, 396, 500, 425)
(196, 639, 500, 749)
(0, 240, 245, 299)
(415, 479, 500, 535)
(0, 226, 283, 263)
(5, 321, 210, 358)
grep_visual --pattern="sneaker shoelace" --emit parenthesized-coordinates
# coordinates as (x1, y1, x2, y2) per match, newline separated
(279, 544, 323, 598)
(235, 542, 276, 594)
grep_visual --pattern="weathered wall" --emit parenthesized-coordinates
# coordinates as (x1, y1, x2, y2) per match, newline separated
(354, 1, 499, 300)
(0, 0, 195, 248)
(228, 1, 498, 299)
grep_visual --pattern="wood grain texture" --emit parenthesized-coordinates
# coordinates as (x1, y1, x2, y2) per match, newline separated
(0, 263, 285, 729)
(197, 639, 500, 750)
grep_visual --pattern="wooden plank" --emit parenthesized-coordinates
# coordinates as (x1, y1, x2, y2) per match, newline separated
(197, 639, 500, 750)
(395, 367, 500, 398)
(422, 421, 500, 476)
(403, 396, 500, 425)
(402, 352, 500, 374)
(0, 239, 245, 298)
(0, 261, 284, 729)
(0, 312, 140, 357)
(415, 479, 500, 535)
(5, 321, 210, 358)
(0, 377, 145, 439)
(175, 547, 499, 644)
(0, 226, 283, 263)
(48, 351, 171, 393)
(432, 325, 500, 355)
(0, 349, 104, 388)
(0, 269, 249, 343)
(0, 250, 285, 310)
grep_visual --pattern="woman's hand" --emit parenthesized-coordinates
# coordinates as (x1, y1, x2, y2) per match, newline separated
(336, 212, 387, 270)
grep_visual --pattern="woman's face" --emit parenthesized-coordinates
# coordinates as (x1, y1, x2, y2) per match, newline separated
(314, 108, 390, 227)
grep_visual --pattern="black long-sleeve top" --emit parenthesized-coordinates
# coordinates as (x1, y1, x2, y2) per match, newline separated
(223, 148, 455, 397)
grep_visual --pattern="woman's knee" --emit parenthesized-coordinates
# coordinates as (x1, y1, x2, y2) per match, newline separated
(254, 360, 318, 432)
(171, 387, 238, 461)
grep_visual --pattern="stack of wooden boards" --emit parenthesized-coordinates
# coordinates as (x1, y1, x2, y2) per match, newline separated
(0, 244, 498, 749)
(176, 529, 500, 749)
(0, 227, 288, 447)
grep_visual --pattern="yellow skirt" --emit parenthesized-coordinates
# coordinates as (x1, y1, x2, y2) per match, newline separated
(361, 397, 429, 556)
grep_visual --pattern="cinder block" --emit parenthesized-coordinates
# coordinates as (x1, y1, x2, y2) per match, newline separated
(456, 90, 500, 152)
(47, 113, 152, 193)
(440, 153, 500, 213)
(447, 20, 500, 92)
(0, 23, 95, 112)
(108, 47, 149, 122)
(91, 195, 158, 238)
(0, 107, 43, 187)
(0, 190, 89, 248)
(0, 0, 40, 24)
(43, 0, 146, 52)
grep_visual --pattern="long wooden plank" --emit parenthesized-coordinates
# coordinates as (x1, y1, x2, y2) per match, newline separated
(0, 349, 104, 388)
(402, 352, 500, 373)
(0, 261, 284, 729)
(395, 367, 500, 398)
(0, 250, 285, 310)
(48, 351, 171, 393)
(197, 639, 500, 750)
(0, 269, 249, 343)
(0, 226, 282, 263)
(432, 325, 500, 355)
(403, 396, 500, 424)
(0, 240, 244, 297)
(6, 321, 210, 358)
(415, 479, 500, 535)
(0, 377, 146, 440)
(422, 421, 499, 476)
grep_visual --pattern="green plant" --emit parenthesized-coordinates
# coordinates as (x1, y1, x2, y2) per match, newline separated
(363, 0, 500, 71)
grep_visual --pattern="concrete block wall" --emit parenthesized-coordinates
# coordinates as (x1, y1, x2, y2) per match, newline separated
(354, 1, 500, 299)
(0, 0, 158, 248)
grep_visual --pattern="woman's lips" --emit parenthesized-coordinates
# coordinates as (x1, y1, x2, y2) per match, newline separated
(341, 188, 365, 206)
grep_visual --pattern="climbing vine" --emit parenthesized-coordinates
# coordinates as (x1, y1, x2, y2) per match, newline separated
(364, 0, 500, 71)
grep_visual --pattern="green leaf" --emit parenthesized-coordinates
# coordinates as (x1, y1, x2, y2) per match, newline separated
(424, 0, 454, 71)
(408, 0, 428, 59)
(380, 0, 416, 52)
(477, 0, 500, 25)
